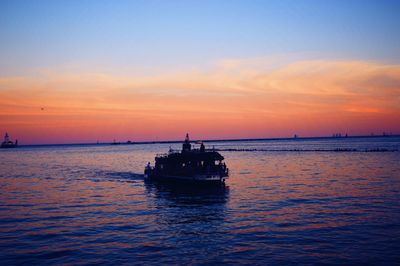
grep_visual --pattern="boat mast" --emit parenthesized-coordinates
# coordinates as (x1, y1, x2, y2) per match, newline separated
(182, 133, 191, 152)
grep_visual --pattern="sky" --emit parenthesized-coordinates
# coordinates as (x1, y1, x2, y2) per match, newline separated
(0, 0, 399, 144)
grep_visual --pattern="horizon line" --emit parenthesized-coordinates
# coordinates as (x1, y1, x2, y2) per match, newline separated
(11, 133, 400, 148)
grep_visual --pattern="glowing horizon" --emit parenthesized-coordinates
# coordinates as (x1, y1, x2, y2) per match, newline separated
(1, 1, 399, 144)
(1, 58, 399, 144)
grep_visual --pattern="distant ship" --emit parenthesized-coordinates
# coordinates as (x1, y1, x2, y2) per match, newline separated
(144, 134, 229, 184)
(1, 133, 18, 148)
(111, 139, 121, 145)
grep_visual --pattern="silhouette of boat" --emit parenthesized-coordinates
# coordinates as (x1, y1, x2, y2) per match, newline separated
(1, 133, 18, 148)
(144, 134, 229, 184)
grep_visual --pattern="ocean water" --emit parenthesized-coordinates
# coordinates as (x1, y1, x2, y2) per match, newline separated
(1, 137, 400, 265)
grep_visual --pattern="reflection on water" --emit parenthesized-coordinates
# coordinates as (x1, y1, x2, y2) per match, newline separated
(143, 181, 229, 258)
(1, 137, 400, 264)
(144, 181, 229, 229)
(144, 180, 229, 205)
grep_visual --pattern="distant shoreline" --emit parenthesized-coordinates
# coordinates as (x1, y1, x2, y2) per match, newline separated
(12, 134, 400, 148)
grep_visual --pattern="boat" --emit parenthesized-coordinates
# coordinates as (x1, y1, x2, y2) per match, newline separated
(144, 134, 229, 184)
(1, 133, 18, 148)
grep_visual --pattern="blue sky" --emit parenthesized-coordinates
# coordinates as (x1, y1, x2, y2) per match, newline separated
(1, 0, 399, 76)
(1, 0, 400, 143)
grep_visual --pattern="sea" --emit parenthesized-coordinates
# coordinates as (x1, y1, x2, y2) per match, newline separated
(1, 137, 400, 265)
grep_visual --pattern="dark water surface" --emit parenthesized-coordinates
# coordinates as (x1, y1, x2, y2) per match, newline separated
(1, 137, 400, 265)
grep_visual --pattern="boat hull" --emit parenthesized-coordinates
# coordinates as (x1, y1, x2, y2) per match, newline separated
(145, 172, 227, 185)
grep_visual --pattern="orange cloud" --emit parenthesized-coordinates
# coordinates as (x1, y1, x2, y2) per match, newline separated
(0, 59, 399, 144)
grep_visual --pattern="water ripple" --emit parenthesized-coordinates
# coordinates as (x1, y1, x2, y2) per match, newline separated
(1, 138, 400, 264)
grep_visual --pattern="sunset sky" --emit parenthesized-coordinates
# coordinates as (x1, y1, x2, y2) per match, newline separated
(1, 0, 399, 144)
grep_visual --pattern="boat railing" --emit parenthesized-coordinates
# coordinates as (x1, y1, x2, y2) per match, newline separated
(168, 149, 180, 154)
(156, 151, 177, 157)
(156, 148, 182, 157)
(197, 164, 229, 177)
